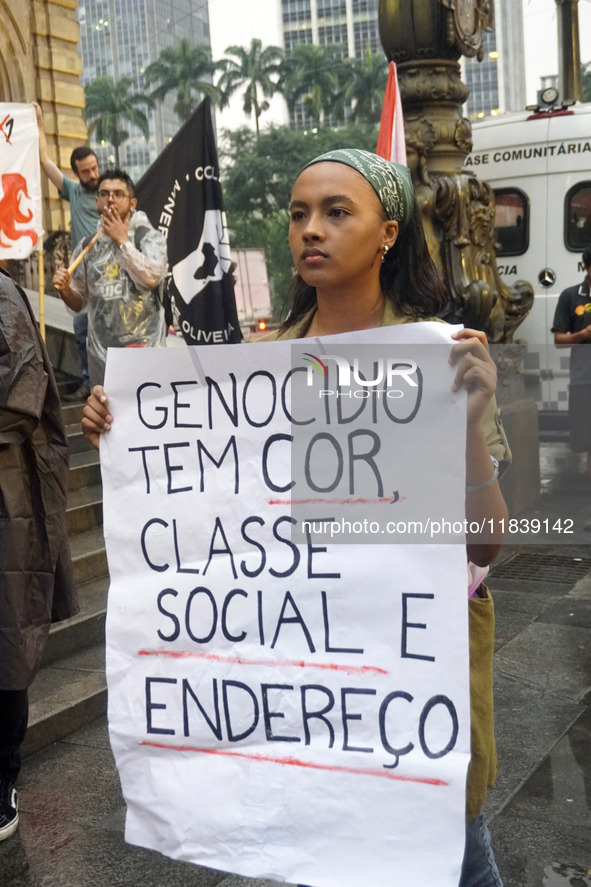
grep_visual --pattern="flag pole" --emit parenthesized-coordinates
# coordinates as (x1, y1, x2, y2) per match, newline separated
(38, 246, 46, 341)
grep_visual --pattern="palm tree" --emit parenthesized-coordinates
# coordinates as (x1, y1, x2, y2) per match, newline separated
(218, 39, 284, 135)
(84, 76, 151, 166)
(344, 50, 389, 124)
(280, 43, 344, 128)
(144, 40, 221, 123)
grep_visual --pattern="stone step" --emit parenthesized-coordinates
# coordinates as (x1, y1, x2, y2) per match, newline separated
(23, 643, 107, 759)
(66, 483, 103, 535)
(68, 449, 102, 492)
(42, 576, 108, 667)
(55, 374, 82, 398)
(69, 526, 108, 585)
(61, 401, 85, 425)
(65, 422, 95, 455)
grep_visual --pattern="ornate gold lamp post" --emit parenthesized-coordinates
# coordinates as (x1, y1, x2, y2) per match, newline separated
(379, 0, 538, 511)
(378, 0, 533, 344)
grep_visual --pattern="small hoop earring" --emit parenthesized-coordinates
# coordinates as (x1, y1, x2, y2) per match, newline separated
(381, 245, 389, 264)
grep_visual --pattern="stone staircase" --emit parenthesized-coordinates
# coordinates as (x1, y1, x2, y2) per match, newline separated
(23, 398, 109, 758)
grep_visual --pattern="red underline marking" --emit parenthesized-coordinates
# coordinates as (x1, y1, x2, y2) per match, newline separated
(137, 650, 387, 675)
(268, 497, 400, 505)
(139, 741, 448, 787)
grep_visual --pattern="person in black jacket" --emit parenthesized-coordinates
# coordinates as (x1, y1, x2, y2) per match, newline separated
(0, 269, 78, 841)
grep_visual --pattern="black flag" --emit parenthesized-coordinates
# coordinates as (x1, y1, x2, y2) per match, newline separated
(135, 98, 242, 345)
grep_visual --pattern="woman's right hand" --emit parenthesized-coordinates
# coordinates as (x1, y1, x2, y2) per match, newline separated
(81, 385, 112, 449)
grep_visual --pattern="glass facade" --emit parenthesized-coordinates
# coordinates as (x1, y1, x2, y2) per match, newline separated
(352, 0, 379, 56)
(77, 0, 211, 181)
(284, 28, 314, 51)
(351, 0, 378, 13)
(282, 0, 312, 23)
(317, 0, 346, 15)
(463, 0, 526, 120)
(353, 18, 379, 57)
(316, 0, 348, 56)
(465, 31, 499, 120)
(318, 25, 348, 53)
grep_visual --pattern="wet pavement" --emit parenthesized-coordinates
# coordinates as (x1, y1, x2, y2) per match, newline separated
(1, 441, 591, 887)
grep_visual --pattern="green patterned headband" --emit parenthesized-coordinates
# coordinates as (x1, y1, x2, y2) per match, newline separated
(301, 148, 414, 231)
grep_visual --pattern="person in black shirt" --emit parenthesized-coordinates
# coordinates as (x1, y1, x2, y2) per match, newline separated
(552, 244, 591, 475)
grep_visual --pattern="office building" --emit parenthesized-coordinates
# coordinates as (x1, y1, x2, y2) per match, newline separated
(282, 0, 380, 56)
(463, 0, 526, 120)
(280, 0, 381, 127)
(77, 0, 211, 179)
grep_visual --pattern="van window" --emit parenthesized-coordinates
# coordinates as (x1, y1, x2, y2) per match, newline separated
(565, 183, 591, 251)
(493, 188, 529, 256)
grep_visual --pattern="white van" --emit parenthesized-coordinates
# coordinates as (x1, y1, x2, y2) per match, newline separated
(467, 104, 591, 435)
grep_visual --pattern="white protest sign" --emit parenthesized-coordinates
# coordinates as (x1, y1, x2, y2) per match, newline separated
(0, 103, 43, 259)
(102, 322, 470, 887)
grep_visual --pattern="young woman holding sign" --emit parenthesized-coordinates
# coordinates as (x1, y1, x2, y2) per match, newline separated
(265, 149, 509, 887)
(83, 149, 509, 887)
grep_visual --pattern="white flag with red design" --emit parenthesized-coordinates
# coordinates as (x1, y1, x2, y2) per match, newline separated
(376, 61, 407, 166)
(0, 103, 43, 259)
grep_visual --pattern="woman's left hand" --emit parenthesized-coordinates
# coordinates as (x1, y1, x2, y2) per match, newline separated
(451, 329, 507, 566)
(81, 385, 112, 450)
(449, 328, 496, 426)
